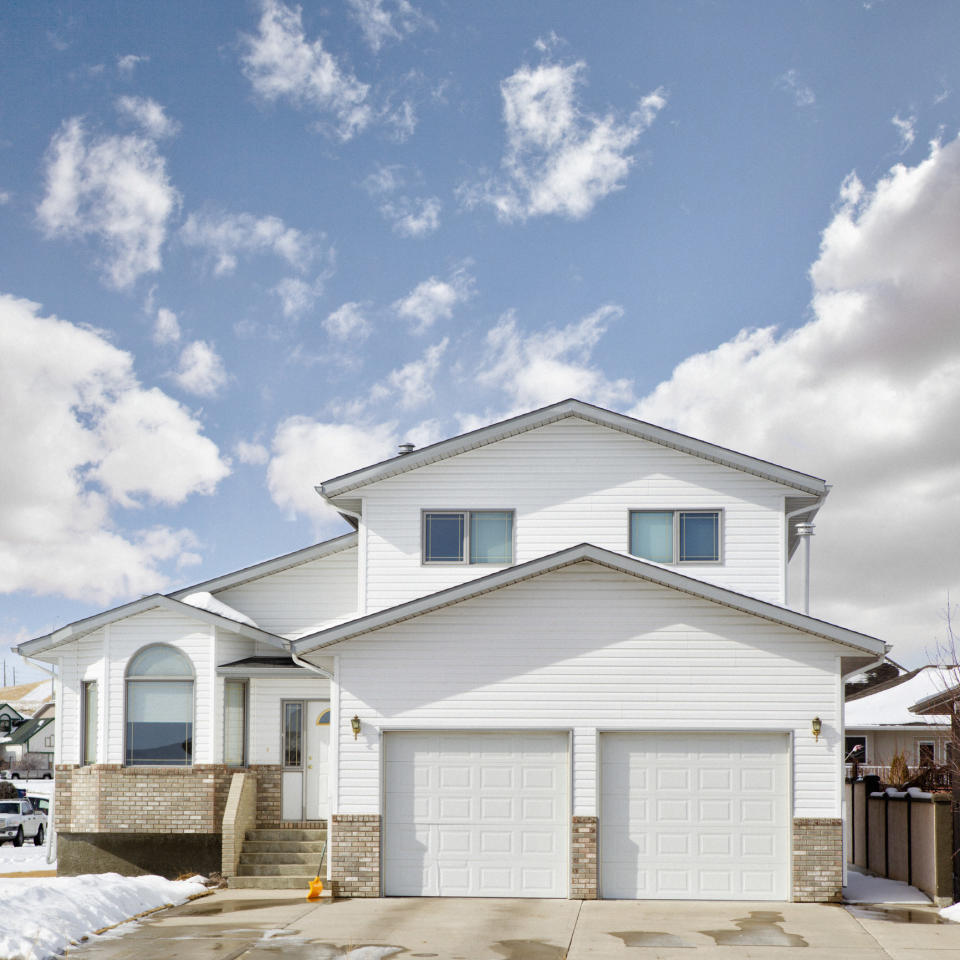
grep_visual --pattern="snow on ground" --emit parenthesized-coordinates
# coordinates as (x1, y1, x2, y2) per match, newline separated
(844, 865, 931, 903)
(0, 842, 54, 874)
(0, 873, 207, 960)
(941, 902, 960, 921)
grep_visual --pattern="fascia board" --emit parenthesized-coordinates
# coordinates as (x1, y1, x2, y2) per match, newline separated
(169, 532, 358, 598)
(320, 399, 827, 500)
(844, 722, 950, 731)
(294, 543, 886, 657)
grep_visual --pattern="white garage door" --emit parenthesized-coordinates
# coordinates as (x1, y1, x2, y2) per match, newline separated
(383, 731, 569, 897)
(600, 732, 790, 900)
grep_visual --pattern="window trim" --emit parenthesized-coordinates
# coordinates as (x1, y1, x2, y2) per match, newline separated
(421, 509, 516, 566)
(917, 739, 936, 765)
(628, 508, 724, 565)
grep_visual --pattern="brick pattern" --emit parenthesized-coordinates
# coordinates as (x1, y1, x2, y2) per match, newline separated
(221, 772, 257, 877)
(571, 816, 598, 899)
(331, 814, 380, 897)
(254, 765, 282, 823)
(792, 817, 842, 902)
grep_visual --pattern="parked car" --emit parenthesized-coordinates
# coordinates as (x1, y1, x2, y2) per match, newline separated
(0, 797, 46, 846)
(0, 767, 53, 780)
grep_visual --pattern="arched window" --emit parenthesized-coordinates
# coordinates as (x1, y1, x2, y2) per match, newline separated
(125, 645, 194, 766)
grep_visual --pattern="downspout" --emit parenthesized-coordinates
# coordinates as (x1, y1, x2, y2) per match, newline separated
(286, 640, 334, 681)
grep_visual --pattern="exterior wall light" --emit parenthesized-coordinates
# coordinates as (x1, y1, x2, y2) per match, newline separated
(811, 717, 822, 742)
(351, 715, 361, 740)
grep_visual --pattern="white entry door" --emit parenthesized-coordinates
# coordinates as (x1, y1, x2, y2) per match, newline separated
(600, 732, 790, 900)
(281, 700, 329, 821)
(383, 731, 569, 897)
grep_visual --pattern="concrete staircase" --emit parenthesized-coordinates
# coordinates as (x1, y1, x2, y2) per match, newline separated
(230, 827, 327, 889)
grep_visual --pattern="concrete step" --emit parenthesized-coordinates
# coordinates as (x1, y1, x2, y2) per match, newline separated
(229, 875, 328, 890)
(240, 851, 321, 865)
(237, 862, 318, 877)
(245, 828, 326, 842)
(241, 840, 327, 854)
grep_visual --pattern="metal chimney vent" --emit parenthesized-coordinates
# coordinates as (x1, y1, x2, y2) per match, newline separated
(397, 442, 415, 456)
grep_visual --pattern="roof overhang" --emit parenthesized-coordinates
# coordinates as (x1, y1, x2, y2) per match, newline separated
(293, 542, 888, 658)
(16, 595, 289, 660)
(216, 656, 321, 679)
(910, 683, 960, 716)
(319, 399, 829, 504)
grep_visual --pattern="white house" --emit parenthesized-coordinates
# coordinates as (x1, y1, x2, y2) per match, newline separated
(17, 399, 888, 901)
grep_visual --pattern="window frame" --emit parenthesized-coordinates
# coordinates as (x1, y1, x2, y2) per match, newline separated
(628, 508, 724, 565)
(421, 509, 516, 566)
(123, 643, 196, 768)
(844, 734, 868, 763)
(81, 680, 98, 766)
(917, 740, 936, 765)
(223, 679, 248, 768)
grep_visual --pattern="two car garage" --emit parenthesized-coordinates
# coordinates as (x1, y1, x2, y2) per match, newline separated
(381, 730, 791, 900)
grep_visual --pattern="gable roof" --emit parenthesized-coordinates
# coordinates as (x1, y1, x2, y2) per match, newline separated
(293, 542, 887, 660)
(6, 716, 53, 746)
(845, 666, 954, 728)
(319, 399, 829, 503)
(16, 594, 289, 660)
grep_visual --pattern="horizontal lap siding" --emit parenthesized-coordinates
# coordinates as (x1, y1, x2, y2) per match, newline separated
(361, 418, 788, 614)
(248, 677, 330, 765)
(216, 547, 358, 638)
(337, 563, 840, 818)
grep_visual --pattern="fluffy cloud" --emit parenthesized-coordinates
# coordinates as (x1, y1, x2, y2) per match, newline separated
(267, 417, 397, 532)
(115, 96, 179, 139)
(634, 136, 960, 660)
(393, 266, 474, 334)
(0, 295, 229, 603)
(241, 0, 371, 140)
(892, 112, 917, 151)
(382, 196, 441, 237)
(234, 440, 269, 465)
(476, 305, 633, 413)
(466, 56, 666, 221)
(117, 54, 148, 75)
(325, 301, 371, 341)
(36, 117, 179, 289)
(180, 209, 321, 276)
(274, 275, 328, 319)
(174, 340, 228, 397)
(368, 338, 448, 409)
(153, 307, 181, 344)
(776, 69, 816, 108)
(347, 0, 433, 52)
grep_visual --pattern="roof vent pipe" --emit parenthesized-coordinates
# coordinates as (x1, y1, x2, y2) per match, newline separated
(397, 442, 415, 456)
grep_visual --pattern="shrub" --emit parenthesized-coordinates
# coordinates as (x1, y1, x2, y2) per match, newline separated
(888, 750, 909, 788)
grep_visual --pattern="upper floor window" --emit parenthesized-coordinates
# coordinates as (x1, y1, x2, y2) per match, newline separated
(423, 510, 514, 564)
(629, 510, 721, 564)
(125, 644, 194, 766)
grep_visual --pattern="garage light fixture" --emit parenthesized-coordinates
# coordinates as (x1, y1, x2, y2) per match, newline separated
(811, 717, 822, 742)
(351, 715, 361, 740)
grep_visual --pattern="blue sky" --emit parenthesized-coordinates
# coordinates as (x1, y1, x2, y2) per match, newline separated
(3, 0, 960, 679)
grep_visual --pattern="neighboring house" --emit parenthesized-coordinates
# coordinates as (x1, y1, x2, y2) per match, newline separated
(844, 666, 953, 775)
(0, 680, 56, 771)
(17, 399, 888, 902)
(4, 716, 55, 768)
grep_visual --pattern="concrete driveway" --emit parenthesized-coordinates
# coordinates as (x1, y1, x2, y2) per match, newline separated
(72, 889, 960, 960)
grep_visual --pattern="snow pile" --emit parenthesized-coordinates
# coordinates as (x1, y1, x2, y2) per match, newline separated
(941, 902, 960, 922)
(843, 865, 930, 904)
(180, 591, 259, 628)
(0, 844, 54, 874)
(0, 873, 207, 960)
(845, 666, 956, 727)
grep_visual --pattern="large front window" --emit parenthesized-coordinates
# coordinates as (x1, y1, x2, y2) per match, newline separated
(423, 510, 514, 564)
(125, 645, 194, 766)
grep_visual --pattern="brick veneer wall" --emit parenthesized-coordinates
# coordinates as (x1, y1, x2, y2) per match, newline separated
(792, 817, 843, 902)
(331, 814, 380, 897)
(571, 816, 598, 899)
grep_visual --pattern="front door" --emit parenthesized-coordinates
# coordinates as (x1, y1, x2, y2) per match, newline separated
(281, 700, 330, 821)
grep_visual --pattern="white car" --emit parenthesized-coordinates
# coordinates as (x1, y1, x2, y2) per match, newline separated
(0, 797, 46, 846)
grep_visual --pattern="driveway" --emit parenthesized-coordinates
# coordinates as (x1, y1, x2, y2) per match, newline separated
(72, 890, 960, 960)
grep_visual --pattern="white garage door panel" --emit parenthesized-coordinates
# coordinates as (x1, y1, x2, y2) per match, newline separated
(601, 732, 789, 900)
(384, 732, 568, 897)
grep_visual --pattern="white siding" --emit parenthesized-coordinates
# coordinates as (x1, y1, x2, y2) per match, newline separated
(248, 677, 330, 765)
(361, 417, 790, 613)
(335, 562, 842, 819)
(215, 546, 358, 638)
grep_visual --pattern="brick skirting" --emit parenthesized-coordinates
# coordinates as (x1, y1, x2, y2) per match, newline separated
(571, 816, 598, 899)
(792, 817, 843, 902)
(331, 814, 380, 897)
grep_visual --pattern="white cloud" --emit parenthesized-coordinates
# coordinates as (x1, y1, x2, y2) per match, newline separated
(36, 117, 179, 289)
(241, 0, 371, 141)
(174, 340, 228, 397)
(393, 266, 474, 334)
(347, 0, 433, 52)
(466, 56, 666, 222)
(892, 112, 917, 151)
(476, 304, 633, 412)
(234, 440, 269, 465)
(0, 294, 228, 603)
(369, 338, 448, 409)
(180, 209, 320, 275)
(0, 191, 10, 205)
(776, 69, 816, 108)
(274, 275, 326, 319)
(381, 196, 441, 237)
(117, 54, 149, 75)
(153, 307, 181, 344)
(363, 164, 403, 195)
(325, 301, 371, 341)
(115, 96, 179, 139)
(633, 135, 960, 661)
(266, 417, 397, 533)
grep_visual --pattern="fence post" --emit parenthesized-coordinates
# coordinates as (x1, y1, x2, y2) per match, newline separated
(906, 791, 912, 887)
(884, 791, 889, 878)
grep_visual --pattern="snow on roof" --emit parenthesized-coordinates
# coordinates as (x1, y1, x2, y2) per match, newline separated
(846, 666, 956, 728)
(180, 591, 259, 629)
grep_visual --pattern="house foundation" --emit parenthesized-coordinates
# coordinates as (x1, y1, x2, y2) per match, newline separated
(571, 816, 599, 898)
(791, 817, 843, 902)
